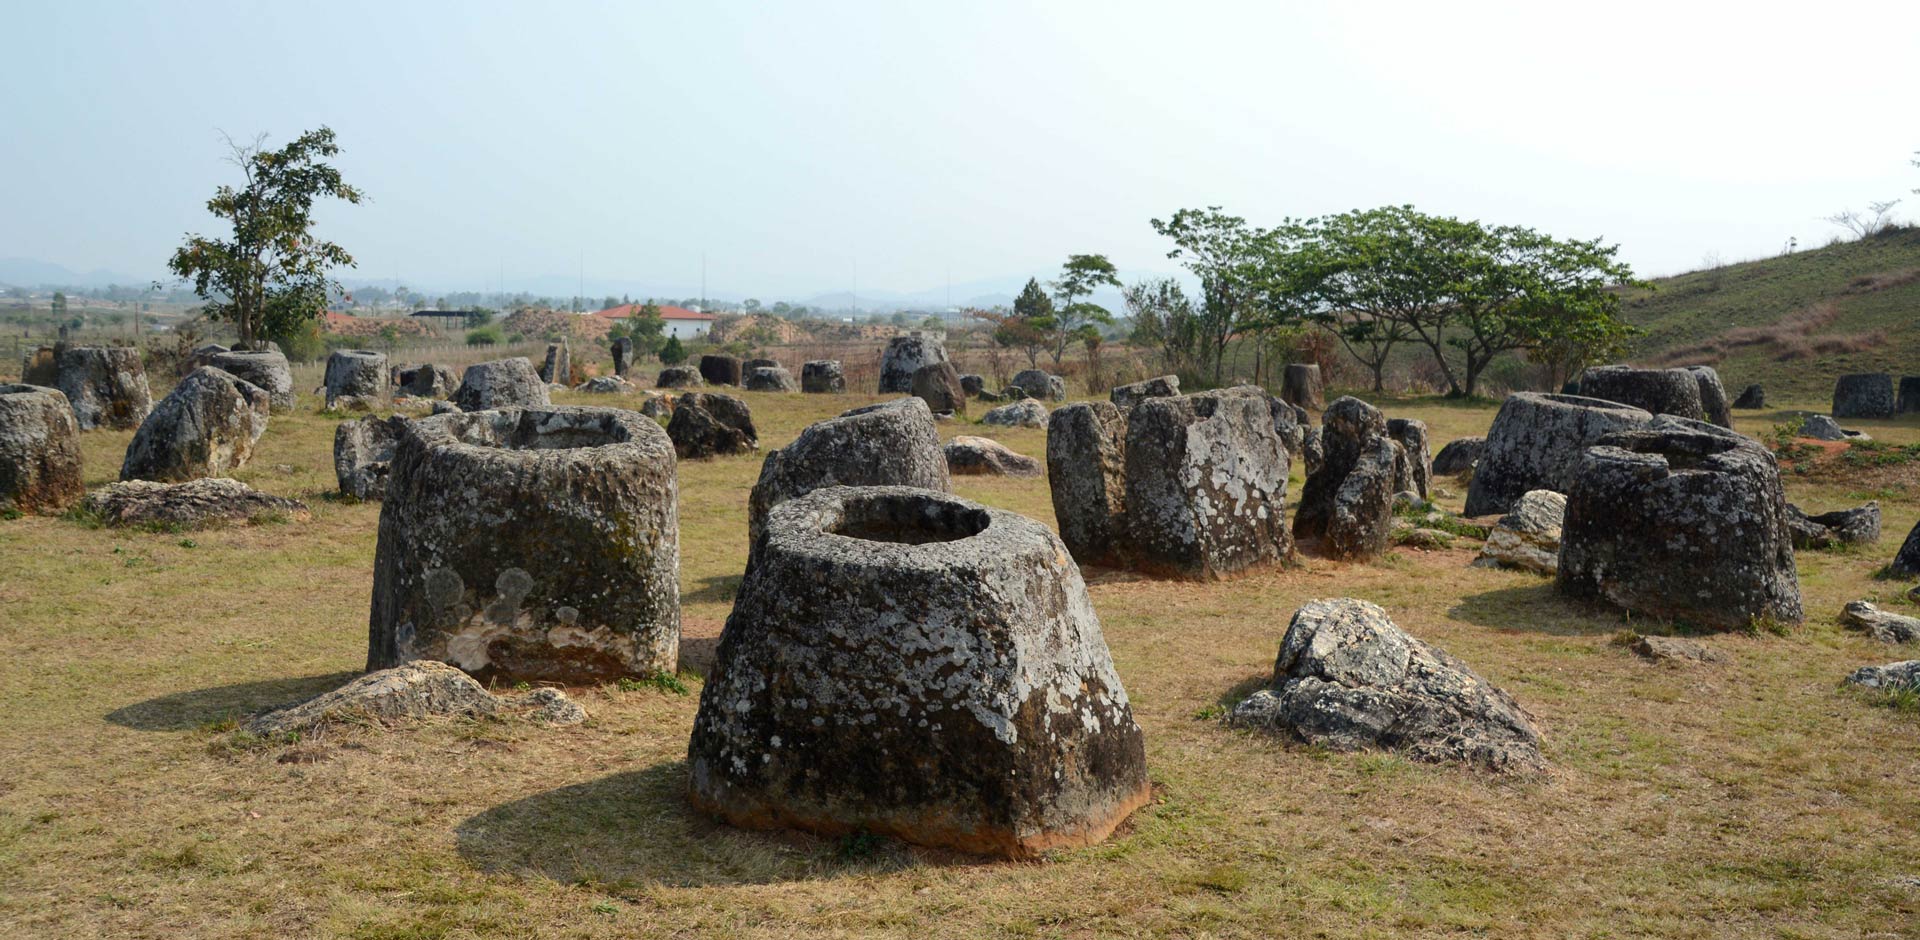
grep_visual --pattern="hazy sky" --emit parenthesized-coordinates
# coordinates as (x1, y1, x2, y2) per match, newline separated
(4, 0, 1916, 299)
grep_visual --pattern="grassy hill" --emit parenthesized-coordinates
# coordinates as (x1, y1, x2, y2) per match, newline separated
(1620, 226, 1920, 402)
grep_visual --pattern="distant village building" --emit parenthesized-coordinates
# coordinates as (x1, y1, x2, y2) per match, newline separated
(591, 303, 715, 340)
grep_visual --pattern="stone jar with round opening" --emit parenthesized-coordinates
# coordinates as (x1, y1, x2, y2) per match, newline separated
(367, 405, 680, 683)
(688, 485, 1151, 859)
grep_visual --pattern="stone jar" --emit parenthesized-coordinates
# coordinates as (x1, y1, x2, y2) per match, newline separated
(0, 384, 84, 514)
(452, 358, 550, 411)
(1463, 393, 1653, 517)
(800, 360, 845, 393)
(119, 366, 271, 483)
(325, 349, 389, 408)
(56, 345, 151, 430)
(209, 349, 295, 413)
(747, 397, 949, 545)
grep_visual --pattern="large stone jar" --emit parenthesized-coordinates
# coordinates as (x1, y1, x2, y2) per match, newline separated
(367, 406, 681, 683)
(208, 348, 295, 413)
(119, 366, 271, 483)
(1463, 393, 1653, 517)
(687, 486, 1151, 858)
(747, 398, 949, 545)
(56, 345, 151, 430)
(879, 332, 947, 393)
(1833, 373, 1896, 420)
(0, 384, 84, 514)
(452, 358, 550, 411)
(325, 349, 389, 408)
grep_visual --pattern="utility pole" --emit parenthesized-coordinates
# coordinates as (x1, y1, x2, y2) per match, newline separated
(701, 252, 707, 312)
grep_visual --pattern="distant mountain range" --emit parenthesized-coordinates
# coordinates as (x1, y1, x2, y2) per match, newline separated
(0, 257, 153, 289)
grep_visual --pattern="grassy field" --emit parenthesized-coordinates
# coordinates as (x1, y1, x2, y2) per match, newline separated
(3, 380, 1919, 939)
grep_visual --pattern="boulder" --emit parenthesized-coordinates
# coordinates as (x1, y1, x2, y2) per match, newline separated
(1833, 373, 1896, 420)
(611, 337, 633, 377)
(1387, 417, 1432, 501)
(574, 375, 634, 394)
(176, 343, 227, 377)
(910, 361, 967, 415)
(537, 342, 571, 385)
(324, 349, 389, 409)
(20, 345, 59, 385)
(1845, 660, 1920, 693)
(1301, 426, 1324, 477)
(1733, 384, 1765, 409)
(1785, 501, 1880, 549)
(1900, 376, 1920, 415)
(1295, 397, 1396, 559)
(396, 363, 457, 399)
(86, 478, 309, 529)
(334, 415, 409, 501)
(687, 486, 1151, 858)
(1124, 389, 1293, 579)
(1684, 365, 1734, 427)
(1840, 601, 1920, 644)
(1228, 598, 1545, 772)
(0, 384, 84, 514)
(1463, 393, 1654, 517)
(668, 391, 757, 459)
(744, 366, 798, 392)
(1109, 375, 1180, 413)
(945, 436, 1042, 477)
(1473, 489, 1565, 574)
(1557, 417, 1803, 630)
(1575, 365, 1705, 421)
(698, 354, 742, 387)
(1046, 401, 1129, 568)
(1801, 414, 1849, 441)
(1888, 519, 1920, 578)
(746, 397, 949, 545)
(368, 406, 681, 683)
(430, 400, 460, 416)
(56, 346, 151, 430)
(982, 398, 1047, 428)
(656, 365, 704, 389)
(800, 360, 844, 394)
(960, 373, 988, 398)
(243, 660, 585, 737)
(1431, 436, 1484, 476)
(208, 349, 295, 413)
(879, 332, 948, 393)
(1010, 369, 1066, 402)
(1280, 363, 1324, 411)
(1627, 634, 1730, 665)
(119, 367, 271, 483)
(743, 358, 779, 373)
(638, 393, 672, 419)
(452, 358, 550, 411)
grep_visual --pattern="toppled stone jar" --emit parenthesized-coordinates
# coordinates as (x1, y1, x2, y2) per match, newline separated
(367, 405, 681, 683)
(687, 486, 1151, 859)
(1557, 417, 1803, 630)
(1464, 393, 1653, 517)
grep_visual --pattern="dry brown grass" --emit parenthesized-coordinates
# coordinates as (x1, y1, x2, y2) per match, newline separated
(1646, 303, 1888, 367)
(2, 383, 1919, 938)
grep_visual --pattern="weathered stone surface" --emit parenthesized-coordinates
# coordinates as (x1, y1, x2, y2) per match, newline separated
(638, 393, 672, 418)
(1473, 489, 1565, 574)
(983, 398, 1047, 428)
(946, 436, 1041, 477)
(1229, 598, 1544, 772)
(1557, 417, 1803, 630)
(1047, 401, 1128, 567)
(656, 365, 703, 389)
(960, 373, 988, 398)
(1432, 436, 1484, 476)
(1733, 384, 1765, 409)
(1627, 634, 1730, 665)
(1301, 426, 1323, 477)
(747, 398, 949, 545)
(242, 661, 586, 736)
(452, 358, 550, 411)
(1125, 389, 1292, 579)
(1846, 660, 1920, 692)
(324, 350, 389, 409)
(86, 477, 310, 528)
(56, 346, 151, 430)
(1900, 377, 1920, 415)
(1801, 414, 1850, 441)
(397, 363, 457, 399)
(1010, 369, 1066, 402)
(1833, 373, 1896, 419)
(1280, 363, 1324, 411)
(879, 332, 948, 393)
(120, 367, 270, 483)
(1891, 519, 1920, 578)
(743, 358, 779, 373)
(1841, 601, 1920, 643)
(574, 375, 634, 394)
(800, 360, 844, 393)
(1295, 396, 1396, 560)
(744, 366, 799, 392)
(688, 486, 1151, 858)
(1576, 365, 1705, 421)
(21, 346, 59, 385)
(910, 361, 967, 415)
(1685, 365, 1733, 427)
(368, 406, 680, 683)
(611, 337, 633, 377)
(536, 342, 571, 385)
(1463, 393, 1654, 517)
(334, 415, 409, 501)
(1387, 417, 1432, 501)
(1110, 375, 1180, 413)
(208, 349, 295, 413)
(699, 354, 742, 387)
(1786, 501, 1881, 549)
(668, 391, 757, 459)
(0, 384, 84, 514)
(430, 400, 460, 416)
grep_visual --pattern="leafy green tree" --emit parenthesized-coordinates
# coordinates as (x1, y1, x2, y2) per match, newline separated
(167, 127, 364, 350)
(464, 307, 496, 328)
(658, 334, 687, 365)
(50, 291, 68, 323)
(1123, 278, 1201, 377)
(1040, 255, 1120, 365)
(1452, 227, 1641, 395)
(1151, 209, 1266, 383)
(771, 301, 792, 318)
(742, 298, 762, 313)
(1289, 207, 1435, 392)
(1013, 278, 1054, 321)
(466, 325, 502, 346)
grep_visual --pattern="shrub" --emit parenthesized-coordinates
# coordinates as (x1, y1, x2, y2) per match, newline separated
(659, 335, 687, 365)
(465, 326, 503, 347)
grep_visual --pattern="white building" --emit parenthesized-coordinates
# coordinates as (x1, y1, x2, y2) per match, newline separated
(590, 302, 716, 340)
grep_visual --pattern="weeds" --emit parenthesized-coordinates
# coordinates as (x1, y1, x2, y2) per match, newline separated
(616, 672, 690, 696)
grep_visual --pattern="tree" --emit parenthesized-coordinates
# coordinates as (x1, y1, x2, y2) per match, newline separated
(742, 298, 762, 313)
(1826, 201, 1903, 240)
(1150, 208, 1265, 383)
(771, 301, 792, 317)
(1124, 278, 1201, 376)
(1041, 255, 1120, 365)
(466, 325, 502, 346)
(464, 308, 496, 328)
(1446, 226, 1641, 397)
(166, 127, 364, 350)
(615, 301, 668, 359)
(50, 292, 68, 324)
(1013, 278, 1055, 321)
(970, 307, 1049, 368)
(1290, 207, 1448, 393)
(659, 334, 687, 365)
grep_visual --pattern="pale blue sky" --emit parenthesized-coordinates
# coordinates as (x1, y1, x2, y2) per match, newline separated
(3, 0, 1915, 299)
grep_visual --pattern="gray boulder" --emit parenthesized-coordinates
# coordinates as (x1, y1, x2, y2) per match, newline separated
(208, 349, 295, 413)
(1557, 417, 1803, 630)
(960, 373, 988, 398)
(945, 435, 1041, 477)
(656, 365, 703, 389)
(1833, 373, 1896, 419)
(368, 406, 681, 682)
(1785, 501, 1880, 549)
(1280, 363, 1324, 411)
(334, 415, 409, 501)
(1473, 489, 1565, 574)
(982, 397, 1047, 428)
(1431, 436, 1484, 476)
(574, 375, 634, 394)
(538, 342, 571, 385)
(243, 661, 587, 736)
(746, 397, 949, 545)
(1628, 634, 1730, 666)
(1576, 365, 1705, 421)
(120, 367, 271, 483)
(638, 393, 671, 418)
(1888, 519, 1920, 578)
(743, 358, 779, 373)
(85, 478, 308, 529)
(668, 391, 757, 459)
(1110, 375, 1180, 413)
(1845, 660, 1920, 692)
(1295, 396, 1396, 559)
(1046, 401, 1129, 567)
(324, 349, 389, 409)
(1229, 598, 1545, 772)
(699, 354, 742, 387)
(452, 358, 550, 411)
(1899, 377, 1920, 414)
(1733, 384, 1765, 409)
(879, 332, 947, 393)
(0, 383, 84, 514)
(800, 360, 844, 393)
(21, 345, 58, 385)
(1840, 601, 1920, 644)
(1387, 417, 1432, 501)
(56, 345, 151, 430)
(396, 363, 458, 399)
(910, 361, 967, 415)
(1301, 426, 1324, 477)
(611, 337, 633, 377)
(744, 366, 798, 392)
(687, 486, 1151, 858)
(1463, 393, 1653, 517)
(1125, 389, 1293, 579)
(1684, 365, 1733, 427)
(1009, 369, 1067, 402)
(1801, 414, 1848, 441)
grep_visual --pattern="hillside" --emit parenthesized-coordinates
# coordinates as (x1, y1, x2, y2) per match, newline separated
(1621, 226, 1920, 401)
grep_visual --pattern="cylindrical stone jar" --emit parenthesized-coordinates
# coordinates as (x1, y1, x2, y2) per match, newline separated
(0, 384, 84, 514)
(325, 349, 389, 407)
(367, 405, 681, 683)
(56, 345, 151, 430)
(209, 349, 296, 412)
(1463, 393, 1653, 517)
(688, 485, 1152, 858)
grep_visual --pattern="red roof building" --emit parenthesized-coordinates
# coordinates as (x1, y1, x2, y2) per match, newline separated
(592, 303, 715, 340)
